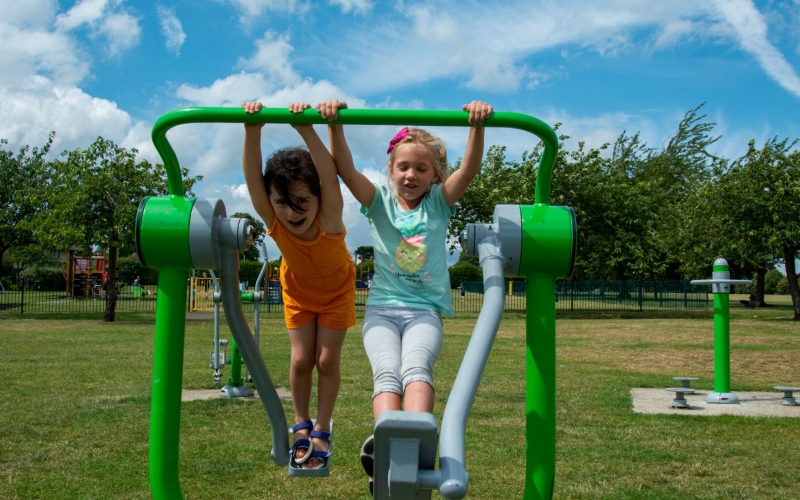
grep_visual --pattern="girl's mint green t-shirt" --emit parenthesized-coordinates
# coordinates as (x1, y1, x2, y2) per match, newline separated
(361, 183, 456, 316)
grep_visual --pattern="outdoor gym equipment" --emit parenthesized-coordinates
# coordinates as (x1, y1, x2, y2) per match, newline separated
(210, 241, 270, 393)
(138, 106, 573, 500)
(205, 268, 252, 397)
(774, 386, 800, 406)
(691, 258, 751, 404)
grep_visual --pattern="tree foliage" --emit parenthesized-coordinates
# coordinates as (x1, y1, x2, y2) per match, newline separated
(0, 133, 54, 271)
(451, 103, 800, 319)
(355, 245, 374, 261)
(32, 136, 202, 321)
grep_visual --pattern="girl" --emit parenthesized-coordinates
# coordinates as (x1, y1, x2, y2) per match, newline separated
(241, 101, 356, 472)
(309, 99, 492, 487)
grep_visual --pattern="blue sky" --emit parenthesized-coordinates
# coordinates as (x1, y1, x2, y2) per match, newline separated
(3, 0, 800, 265)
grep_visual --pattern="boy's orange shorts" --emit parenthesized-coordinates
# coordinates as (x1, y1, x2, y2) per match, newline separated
(283, 288, 356, 331)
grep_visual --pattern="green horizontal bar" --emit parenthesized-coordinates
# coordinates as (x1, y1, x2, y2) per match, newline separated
(151, 107, 558, 205)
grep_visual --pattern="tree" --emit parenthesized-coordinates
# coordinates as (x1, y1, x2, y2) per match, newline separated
(455, 250, 479, 267)
(0, 134, 53, 271)
(448, 262, 482, 289)
(722, 138, 800, 318)
(231, 212, 266, 261)
(355, 245, 374, 261)
(33, 137, 202, 322)
(449, 145, 536, 253)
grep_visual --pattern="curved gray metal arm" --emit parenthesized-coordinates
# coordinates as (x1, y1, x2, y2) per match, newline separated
(428, 236, 507, 499)
(220, 251, 290, 466)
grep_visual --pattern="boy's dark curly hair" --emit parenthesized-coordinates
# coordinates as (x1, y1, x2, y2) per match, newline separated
(263, 147, 321, 214)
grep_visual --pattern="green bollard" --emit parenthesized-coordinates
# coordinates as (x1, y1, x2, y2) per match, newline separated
(691, 258, 751, 404)
(520, 205, 575, 500)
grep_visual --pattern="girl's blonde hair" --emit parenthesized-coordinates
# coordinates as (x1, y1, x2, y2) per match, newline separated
(386, 127, 449, 185)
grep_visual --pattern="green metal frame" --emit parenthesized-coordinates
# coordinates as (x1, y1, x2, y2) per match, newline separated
(711, 262, 732, 394)
(144, 107, 564, 500)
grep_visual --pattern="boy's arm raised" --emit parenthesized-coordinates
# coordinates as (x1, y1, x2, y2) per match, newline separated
(316, 100, 375, 208)
(329, 125, 375, 208)
(242, 112, 274, 224)
(442, 101, 493, 207)
(291, 121, 346, 232)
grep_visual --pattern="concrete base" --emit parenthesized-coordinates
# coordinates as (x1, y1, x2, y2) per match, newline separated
(631, 388, 800, 417)
(181, 388, 292, 402)
(220, 385, 253, 398)
(706, 391, 739, 404)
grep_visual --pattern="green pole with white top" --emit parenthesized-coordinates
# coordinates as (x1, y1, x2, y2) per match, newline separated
(690, 258, 751, 404)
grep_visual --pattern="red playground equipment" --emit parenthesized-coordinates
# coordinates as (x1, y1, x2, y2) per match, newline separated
(64, 254, 107, 298)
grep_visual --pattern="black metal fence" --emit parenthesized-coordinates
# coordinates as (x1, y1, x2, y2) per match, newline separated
(455, 279, 709, 313)
(1, 278, 707, 315)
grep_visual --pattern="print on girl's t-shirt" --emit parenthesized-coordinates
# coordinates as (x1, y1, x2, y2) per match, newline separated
(393, 213, 429, 284)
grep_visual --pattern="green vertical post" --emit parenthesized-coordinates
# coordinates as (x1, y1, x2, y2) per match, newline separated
(149, 265, 189, 500)
(525, 275, 556, 500)
(227, 337, 244, 388)
(712, 288, 731, 394)
(519, 204, 575, 500)
(690, 258, 750, 404)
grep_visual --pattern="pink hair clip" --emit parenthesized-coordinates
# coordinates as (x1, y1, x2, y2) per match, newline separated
(387, 127, 410, 154)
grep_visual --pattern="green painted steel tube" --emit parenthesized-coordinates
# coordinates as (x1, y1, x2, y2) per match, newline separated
(712, 268, 732, 394)
(150, 266, 190, 500)
(151, 108, 558, 205)
(136, 196, 195, 269)
(227, 337, 244, 388)
(713, 293, 731, 393)
(519, 205, 576, 279)
(525, 275, 556, 500)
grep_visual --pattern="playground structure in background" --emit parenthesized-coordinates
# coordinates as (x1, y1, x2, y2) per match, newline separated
(205, 242, 271, 395)
(189, 265, 281, 312)
(64, 253, 107, 298)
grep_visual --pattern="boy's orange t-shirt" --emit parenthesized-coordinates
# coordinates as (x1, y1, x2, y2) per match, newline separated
(267, 217, 355, 330)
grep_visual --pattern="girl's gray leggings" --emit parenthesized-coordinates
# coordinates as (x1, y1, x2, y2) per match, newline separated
(362, 306, 444, 398)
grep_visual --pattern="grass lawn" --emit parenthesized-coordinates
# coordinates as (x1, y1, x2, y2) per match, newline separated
(1, 300, 798, 499)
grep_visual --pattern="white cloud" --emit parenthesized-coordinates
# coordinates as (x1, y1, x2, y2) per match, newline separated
(238, 31, 301, 87)
(0, 21, 89, 85)
(99, 12, 141, 57)
(711, 0, 800, 98)
(157, 5, 186, 56)
(4, 0, 58, 28)
(176, 72, 273, 106)
(330, 0, 371, 15)
(230, 183, 251, 200)
(218, 0, 305, 25)
(55, 0, 109, 31)
(334, 1, 719, 93)
(54, 0, 141, 58)
(0, 76, 132, 154)
(652, 20, 695, 50)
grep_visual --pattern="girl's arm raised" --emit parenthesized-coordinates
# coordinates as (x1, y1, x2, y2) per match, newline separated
(317, 100, 376, 208)
(441, 101, 493, 207)
(242, 102, 274, 224)
(289, 102, 345, 233)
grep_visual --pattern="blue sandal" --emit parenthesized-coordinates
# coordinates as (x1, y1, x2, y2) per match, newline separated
(302, 430, 331, 470)
(287, 419, 333, 477)
(289, 420, 314, 467)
